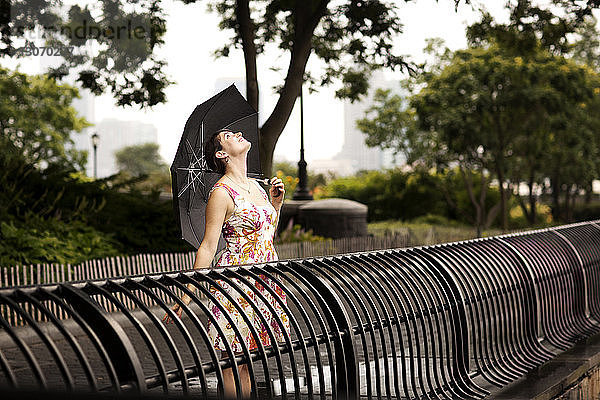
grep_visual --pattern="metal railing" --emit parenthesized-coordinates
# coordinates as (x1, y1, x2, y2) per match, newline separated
(0, 233, 410, 291)
(0, 221, 599, 399)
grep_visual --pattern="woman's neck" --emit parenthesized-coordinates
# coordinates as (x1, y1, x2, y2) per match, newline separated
(224, 156, 248, 183)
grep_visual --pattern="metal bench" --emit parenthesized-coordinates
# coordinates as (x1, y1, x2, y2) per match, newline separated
(1, 220, 599, 399)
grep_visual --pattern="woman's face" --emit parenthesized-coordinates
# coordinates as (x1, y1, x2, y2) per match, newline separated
(217, 130, 251, 158)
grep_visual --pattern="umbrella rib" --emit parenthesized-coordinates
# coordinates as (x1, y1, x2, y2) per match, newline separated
(176, 139, 210, 198)
(221, 112, 258, 130)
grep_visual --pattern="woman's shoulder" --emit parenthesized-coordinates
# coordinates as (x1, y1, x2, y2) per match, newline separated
(209, 181, 239, 198)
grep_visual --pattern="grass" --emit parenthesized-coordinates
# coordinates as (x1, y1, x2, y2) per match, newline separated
(369, 218, 512, 247)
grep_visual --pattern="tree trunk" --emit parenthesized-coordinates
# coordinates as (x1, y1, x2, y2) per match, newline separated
(237, 1, 329, 176)
(459, 166, 484, 237)
(236, 0, 259, 111)
(551, 175, 561, 222)
(585, 179, 593, 204)
(528, 174, 536, 225)
(565, 185, 571, 222)
(569, 185, 578, 222)
(496, 165, 508, 231)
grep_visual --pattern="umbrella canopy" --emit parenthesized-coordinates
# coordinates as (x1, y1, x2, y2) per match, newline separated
(171, 84, 262, 249)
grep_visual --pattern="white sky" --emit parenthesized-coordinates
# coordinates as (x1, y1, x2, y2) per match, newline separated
(4, 1, 515, 163)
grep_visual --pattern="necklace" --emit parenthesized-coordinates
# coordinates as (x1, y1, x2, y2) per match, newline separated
(225, 175, 251, 194)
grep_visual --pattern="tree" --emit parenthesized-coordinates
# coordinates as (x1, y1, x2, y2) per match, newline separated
(202, 0, 419, 175)
(358, 39, 600, 230)
(4, 1, 599, 175)
(0, 67, 90, 170)
(114, 142, 171, 193)
(1, 0, 465, 176)
(115, 142, 167, 176)
(466, 2, 600, 223)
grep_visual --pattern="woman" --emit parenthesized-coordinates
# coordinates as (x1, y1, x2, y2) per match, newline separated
(162, 128, 289, 398)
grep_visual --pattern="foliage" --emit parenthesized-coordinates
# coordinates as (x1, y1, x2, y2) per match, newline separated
(114, 142, 171, 193)
(0, 151, 190, 267)
(115, 142, 168, 176)
(508, 201, 553, 229)
(276, 224, 327, 244)
(571, 15, 600, 71)
(0, 213, 122, 267)
(358, 35, 600, 230)
(2, 0, 170, 107)
(0, 67, 90, 170)
(321, 168, 448, 222)
(86, 189, 189, 253)
(273, 160, 329, 199)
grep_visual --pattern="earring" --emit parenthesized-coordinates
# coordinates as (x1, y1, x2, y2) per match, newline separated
(225, 156, 230, 163)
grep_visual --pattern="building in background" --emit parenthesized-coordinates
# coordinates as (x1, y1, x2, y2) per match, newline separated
(332, 71, 405, 175)
(69, 88, 96, 176)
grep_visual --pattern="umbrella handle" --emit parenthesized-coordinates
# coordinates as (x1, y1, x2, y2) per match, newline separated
(256, 178, 282, 198)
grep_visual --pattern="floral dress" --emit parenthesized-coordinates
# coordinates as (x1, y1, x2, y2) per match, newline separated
(206, 179, 290, 353)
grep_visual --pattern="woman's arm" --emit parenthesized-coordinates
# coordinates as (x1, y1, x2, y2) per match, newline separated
(191, 188, 231, 269)
(268, 177, 285, 229)
(163, 187, 232, 323)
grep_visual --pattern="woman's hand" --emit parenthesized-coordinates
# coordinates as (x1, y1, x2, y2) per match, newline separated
(269, 177, 285, 209)
(162, 302, 184, 324)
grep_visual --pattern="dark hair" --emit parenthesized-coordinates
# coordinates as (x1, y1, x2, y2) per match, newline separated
(204, 130, 229, 174)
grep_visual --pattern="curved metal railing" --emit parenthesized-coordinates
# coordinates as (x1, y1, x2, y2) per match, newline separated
(0, 220, 599, 399)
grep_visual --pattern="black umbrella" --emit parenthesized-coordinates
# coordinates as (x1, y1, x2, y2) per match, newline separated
(171, 84, 263, 249)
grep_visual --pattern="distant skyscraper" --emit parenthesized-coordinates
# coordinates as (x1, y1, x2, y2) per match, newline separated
(92, 118, 159, 177)
(333, 71, 404, 174)
(69, 88, 96, 176)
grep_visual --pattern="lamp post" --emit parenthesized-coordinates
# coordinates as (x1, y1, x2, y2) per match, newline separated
(91, 132, 99, 179)
(293, 84, 313, 200)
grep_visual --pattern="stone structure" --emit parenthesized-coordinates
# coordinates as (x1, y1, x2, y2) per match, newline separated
(280, 198, 368, 239)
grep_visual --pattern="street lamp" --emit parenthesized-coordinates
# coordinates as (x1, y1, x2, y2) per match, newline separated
(91, 132, 99, 179)
(293, 84, 313, 200)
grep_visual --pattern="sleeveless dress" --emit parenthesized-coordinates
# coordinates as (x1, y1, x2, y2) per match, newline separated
(206, 179, 290, 353)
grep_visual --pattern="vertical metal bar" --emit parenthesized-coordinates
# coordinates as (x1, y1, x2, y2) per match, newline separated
(108, 280, 191, 395)
(58, 284, 146, 392)
(288, 260, 357, 400)
(21, 290, 97, 391)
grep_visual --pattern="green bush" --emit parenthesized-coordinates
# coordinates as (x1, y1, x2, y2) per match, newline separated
(322, 169, 448, 221)
(572, 203, 600, 222)
(0, 214, 122, 266)
(276, 224, 328, 243)
(0, 152, 191, 268)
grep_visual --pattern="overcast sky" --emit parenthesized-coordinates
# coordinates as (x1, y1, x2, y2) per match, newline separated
(3, 1, 523, 163)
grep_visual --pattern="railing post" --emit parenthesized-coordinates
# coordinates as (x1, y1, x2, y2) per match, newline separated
(58, 284, 146, 392)
(288, 260, 358, 400)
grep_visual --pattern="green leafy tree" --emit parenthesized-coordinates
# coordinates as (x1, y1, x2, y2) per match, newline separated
(466, 2, 600, 223)
(4, 0, 598, 176)
(115, 142, 167, 176)
(0, 67, 90, 170)
(114, 142, 171, 193)
(359, 39, 600, 230)
(1, 0, 472, 176)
